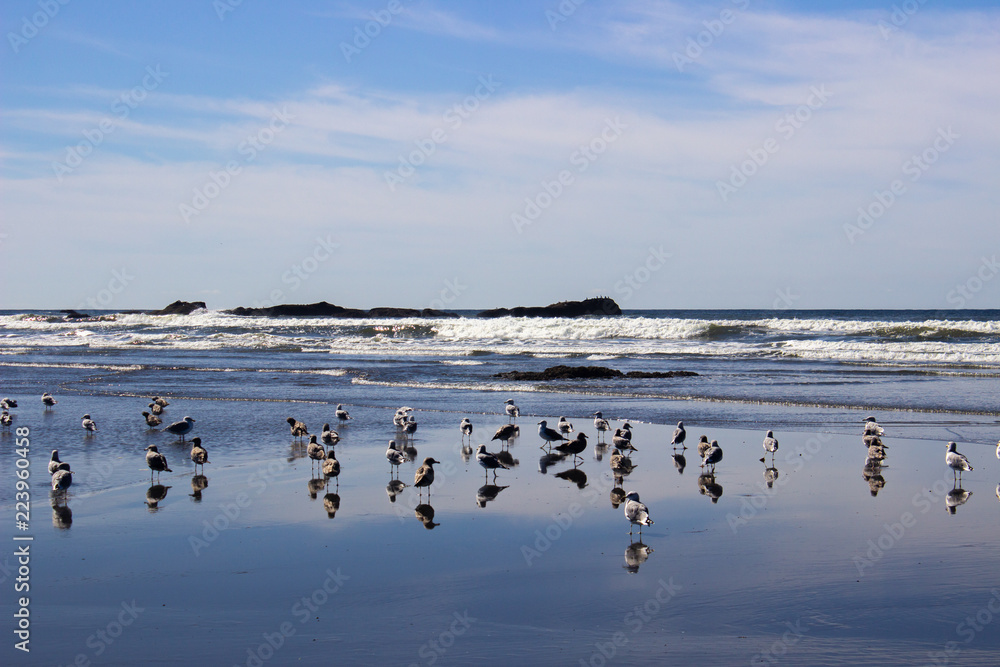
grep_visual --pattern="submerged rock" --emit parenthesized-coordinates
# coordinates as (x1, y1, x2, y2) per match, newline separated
(493, 365, 698, 381)
(225, 301, 458, 318)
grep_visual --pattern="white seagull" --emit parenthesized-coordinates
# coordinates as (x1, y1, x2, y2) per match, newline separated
(945, 442, 972, 480)
(41, 392, 57, 409)
(386, 440, 408, 473)
(476, 444, 509, 479)
(460, 418, 473, 441)
(537, 420, 567, 448)
(623, 491, 654, 535)
(335, 404, 352, 421)
(701, 440, 723, 471)
(670, 421, 686, 448)
(81, 414, 97, 434)
(504, 398, 519, 421)
(762, 430, 779, 462)
(48, 449, 63, 475)
(321, 423, 340, 446)
(593, 411, 610, 440)
(557, 416, 574, 434)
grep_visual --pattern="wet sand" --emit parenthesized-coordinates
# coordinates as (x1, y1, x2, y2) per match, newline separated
(1, 395, 999, 666)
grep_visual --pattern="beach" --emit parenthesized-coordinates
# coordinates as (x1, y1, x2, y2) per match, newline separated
(1, 310, 999, 665)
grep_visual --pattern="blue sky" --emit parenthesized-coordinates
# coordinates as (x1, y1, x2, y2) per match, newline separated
(2, 0, 999, 310)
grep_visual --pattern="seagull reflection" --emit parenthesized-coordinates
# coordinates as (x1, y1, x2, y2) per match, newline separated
(610, 487, 626, 509)
(946, 482, 972, 515)
(476, 484, 509, 508)
(538, 452, 566, 474)
(415, 503, 439, 529)
(307, 477, 326, 500)
(190, 474, 209, 501)
(610, 451, 637, 477)
(145, 484, 171, 511)
(495, 450, 519, 469)
(50, 492, 72, 530)
(763, 463, 779, 489)
(862, 458, 885, 497)
(671, 450, 687, 475)
(623, 539, 654, 574)
(697, 473, 723, 503)
(460, 444, 473, 463)
(386, 479, 407, 503)
(402, 441, 419, 464)
(323, 493, 341, 519)
(593, 441, 609, 462)
(555, 467, 588, 489)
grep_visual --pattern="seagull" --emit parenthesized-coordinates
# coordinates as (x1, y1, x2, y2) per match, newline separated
(148, 402, 163, 416)
(460, 418, 473, 441)
(386, 440, 408, 474)
(321, 423, 340, 446)
(593, 411, 610, 440)
(862, 433, 883, 447)
(863, 417, 884, 436)
(537, 420, 568, 448)
(1, 398, 18, 409)
(145, 444, 172, 480)
(554, 432, 588, 462)
(51, 462, 73, 491)
(504, 398, 519, 421)
(307, 435, 326, 470)
(48, 449, 63, 475)
(557, 416, 574, 434)
(945, 442, 972, 480)
(621, 423, 633, 440)
(491, 423, 519, 447)
(476, 444, 509, 479)
(164, 416, 196, 441)
(393, 407, 413, 427)
(403, 415, 418, 435)
(701, 440, 723, 471)
(996, 439, 999, 460)
(142, 410, 162, 428)
(189, 437, 210, 473)
(322, 451, 341, 486)
(41, 392, 57, 409)
(335, 404, 352, 421)
(670, 421, 686, 448)
(151, 396, 169, 407)
(612, 429, 637, 453)
(81, 414, 97, 434)
(624, 491, 653, 535)
(696, 435, 712, 458)
(286, 417, 308, 439)
(0, 411, 11, 430)
(761, 430, 779, 462)
(414, 457, 440, 497)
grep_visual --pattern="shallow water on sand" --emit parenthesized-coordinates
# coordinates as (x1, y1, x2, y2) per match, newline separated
(1, 386, 999, 665)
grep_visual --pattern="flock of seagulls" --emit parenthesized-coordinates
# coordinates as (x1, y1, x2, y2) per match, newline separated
(5, 391, 999, 536)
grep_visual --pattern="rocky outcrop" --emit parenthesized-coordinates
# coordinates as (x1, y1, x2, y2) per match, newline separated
(60, 309, 90, 319)
(477, 297, 621, 318)
(493, 365, 698, 381)
(147, 300, 206, 315)
(225, 302, 458, 318)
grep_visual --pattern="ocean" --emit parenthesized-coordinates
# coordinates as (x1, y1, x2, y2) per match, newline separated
(1, 308, 998, 665)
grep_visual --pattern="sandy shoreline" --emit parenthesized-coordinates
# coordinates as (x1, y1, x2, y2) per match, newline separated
(2, 393, 999, 665)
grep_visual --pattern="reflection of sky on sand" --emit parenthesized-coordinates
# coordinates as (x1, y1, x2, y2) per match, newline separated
(2, 399, 999, 666)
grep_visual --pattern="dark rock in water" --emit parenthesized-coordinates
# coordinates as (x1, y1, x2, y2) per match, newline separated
(493, 365, 698, 381)
(477, 297, 621, 318)
(147, 300, 207, 316)
(60, 309, 89, 319)
(225, 301, 458, 318)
